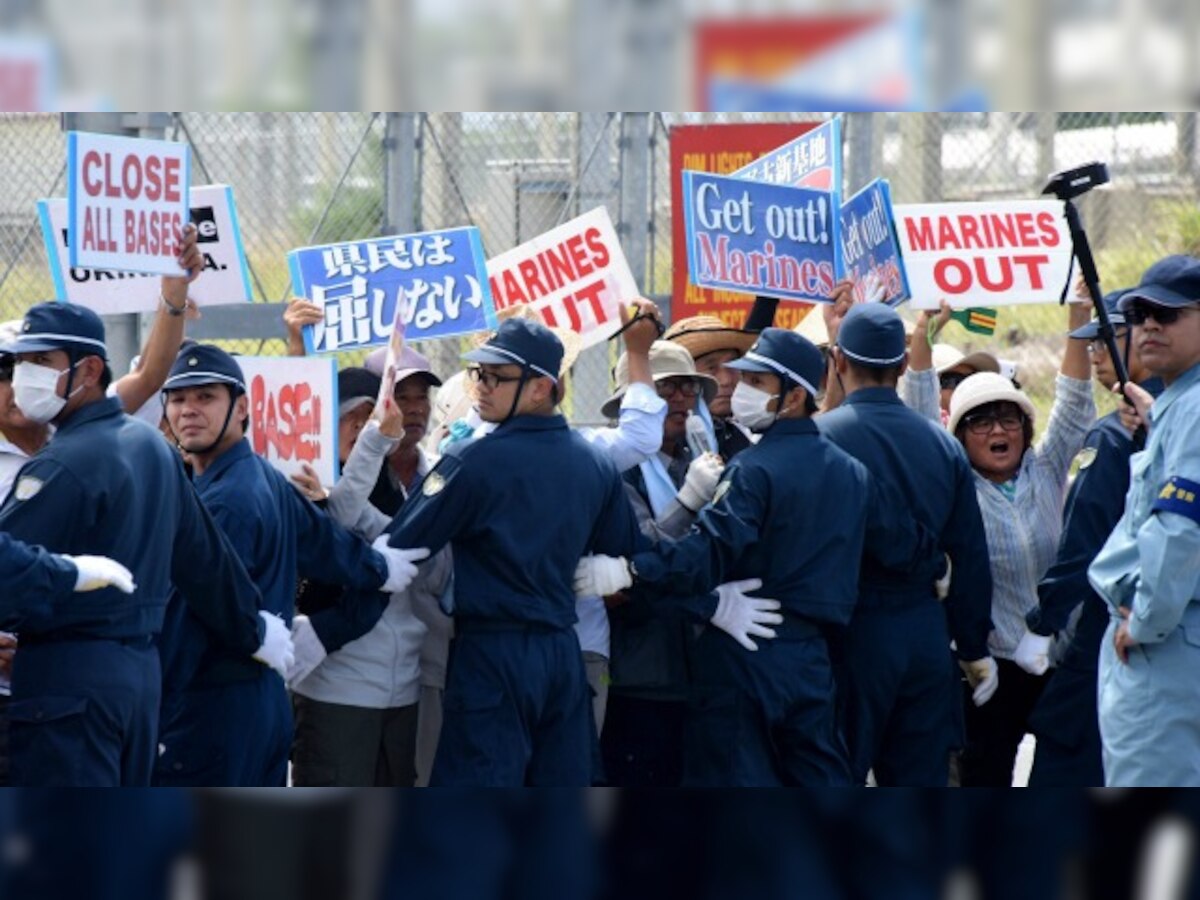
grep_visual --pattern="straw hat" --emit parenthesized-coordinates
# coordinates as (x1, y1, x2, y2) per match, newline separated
(475, 304, 582, 377)
(932, 343, 1000, 377)
(663, 315, 756, 361)
(601, 340, 717, 419)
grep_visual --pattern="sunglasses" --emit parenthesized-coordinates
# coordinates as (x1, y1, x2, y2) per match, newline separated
(467, 367, 524, 390)
(963, 412, 1025, 435)
(0, 359, 11, 382)
(1124, 302, 1199, 326)
(655, 379, 702, 399)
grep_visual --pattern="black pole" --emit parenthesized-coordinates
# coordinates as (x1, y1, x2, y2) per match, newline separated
(1061, 198, 1130, 390)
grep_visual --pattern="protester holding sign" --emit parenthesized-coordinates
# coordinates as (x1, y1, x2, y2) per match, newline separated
(156, 344, 429, 786)
(941, 300, 1093, 786)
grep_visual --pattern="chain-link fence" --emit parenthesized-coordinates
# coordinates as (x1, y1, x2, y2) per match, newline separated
(1, 112, 1195, 428)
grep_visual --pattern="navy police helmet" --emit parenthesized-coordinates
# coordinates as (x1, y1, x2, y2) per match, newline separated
(836, 303, 907, 369)
(163, 344, 247, 396)
(0, 301, 108, 361)
(1070, 288, 1130, 340)
(462, 317, 563, 383)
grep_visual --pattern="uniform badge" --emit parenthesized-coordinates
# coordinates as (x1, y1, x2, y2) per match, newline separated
(13, 476, 43, 501)
(187, 356, 199, 367)
(711, 479, 732, 506)
(1074, 447, 1098, 471)
(422, 472, 446, 497)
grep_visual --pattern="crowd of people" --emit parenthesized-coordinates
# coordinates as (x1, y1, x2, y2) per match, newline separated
(0, 221, 1198, 787)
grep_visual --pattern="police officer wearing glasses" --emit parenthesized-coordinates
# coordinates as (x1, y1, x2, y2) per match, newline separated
(382, 318, 643, 786)
(1089, 255, 1200, 786)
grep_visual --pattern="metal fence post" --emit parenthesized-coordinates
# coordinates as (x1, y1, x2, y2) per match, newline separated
(384, 113, 418, 236)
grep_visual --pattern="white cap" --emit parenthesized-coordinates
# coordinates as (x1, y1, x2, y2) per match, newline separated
(947, 371, 1036, 435)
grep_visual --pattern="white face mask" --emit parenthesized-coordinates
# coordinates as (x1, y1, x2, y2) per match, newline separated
(730, 382, 779, 432)
(12, 361, 79, 424)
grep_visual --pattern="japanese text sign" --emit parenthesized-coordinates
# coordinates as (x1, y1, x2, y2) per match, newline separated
(731, 117, 842, 197)
(289, 226, 495, 354)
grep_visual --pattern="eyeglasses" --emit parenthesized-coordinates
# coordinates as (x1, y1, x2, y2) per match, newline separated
(1086, 332, 1129, 355)
(963, 412, 1025, 435)
(939, 372, 968, 391)
(1124, 302, 1200, 326)
(655, 379, 702, 399)
(467, 367, 524, 390)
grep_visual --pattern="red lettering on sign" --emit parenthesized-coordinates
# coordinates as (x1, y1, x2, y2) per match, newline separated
(933, 254, 1051, 295)
(251, 375, 322, 464)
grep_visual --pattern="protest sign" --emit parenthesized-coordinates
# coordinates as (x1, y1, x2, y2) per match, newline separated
(485, 207, 636, 348)
(670, 122, 816, 329)
(682, 170, 840, 303)
(66, 131, 190, 276)
(239, 355, 339, 485)
(838, 178, 909, 306)
(289, 226, 495, 354)
(38, 184, 253, 315)
(895, 200, 1072, 308)
(731, 117, 842, 197)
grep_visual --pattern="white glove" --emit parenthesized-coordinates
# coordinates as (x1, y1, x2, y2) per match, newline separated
(573, 555, 632, 598)
(709, 578, 783, 651)
(64, 554, 136, 594)
(1013, 630, 1053, 676)
(677, 453, 725, 513)
(285, 614, 327, 688)
(960, 656, 999, 707)
(372, 536, 431, 594)
(252, 611, 295, 678)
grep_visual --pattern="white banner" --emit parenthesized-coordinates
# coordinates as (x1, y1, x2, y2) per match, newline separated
(39, 184, 254, 315)
(895, 200, 1073, 309)
(238, 355, 339, 486)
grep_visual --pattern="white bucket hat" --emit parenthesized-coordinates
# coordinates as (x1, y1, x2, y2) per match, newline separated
(947, 371, 1036, 435)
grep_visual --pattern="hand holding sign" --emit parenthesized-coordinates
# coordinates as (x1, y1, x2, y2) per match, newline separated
(375, 365, 404, 440)
(161, 223, 202, 314)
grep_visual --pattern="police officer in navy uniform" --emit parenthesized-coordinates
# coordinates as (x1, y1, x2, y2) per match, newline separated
(156, 344, 426, 786)
(0, 302, 288, 786)
(575, 328, 936, 785)
(1023, 290, 1164, 787)
(817, 303, 996, 786)
(383, 318, 642, 786)
(0, 533, 135, 609)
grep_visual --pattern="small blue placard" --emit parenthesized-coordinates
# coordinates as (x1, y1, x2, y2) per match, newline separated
(838, 178, 911, 306)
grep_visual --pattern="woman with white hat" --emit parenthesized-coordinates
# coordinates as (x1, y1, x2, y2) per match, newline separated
(945, 300, 1095, 785)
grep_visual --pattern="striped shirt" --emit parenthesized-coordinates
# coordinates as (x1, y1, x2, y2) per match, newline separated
(971, 374, 1095, 658)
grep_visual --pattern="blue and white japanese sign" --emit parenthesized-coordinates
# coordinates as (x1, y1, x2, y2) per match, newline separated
(289, 226, 496, 354)
(838, 178, 910, 306)
(682, 169, 841, 303)
(731, 117, 842, 198)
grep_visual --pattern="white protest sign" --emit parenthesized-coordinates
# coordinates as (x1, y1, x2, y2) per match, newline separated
(239, 355, 339, 486)
(486, 207, 638, 348)
(66, 130, 190, 276)
(895, 200, 1072, 309)
(38, 184, 253, 315)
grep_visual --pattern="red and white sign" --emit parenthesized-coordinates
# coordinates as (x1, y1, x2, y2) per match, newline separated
(239, 356, 339, 486)
(895, 200, 1072, 309)
(67, 130, 191, 276)
(485, 207, 638, 348)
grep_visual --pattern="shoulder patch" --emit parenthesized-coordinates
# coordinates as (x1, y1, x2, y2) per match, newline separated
(13, 475, 43, 501)
(1074, 447, 1098, 471)
(422, 471, 446, 497)
(1153, 476, 1200, 525)
(711, 478, 732, 507)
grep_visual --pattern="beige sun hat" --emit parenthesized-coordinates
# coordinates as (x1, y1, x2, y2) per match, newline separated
(932, 343, 1001, 377)
(601, 340, 717, 419)
(473, 304, 582, 377)
(792, 306, 830, 348)
(663, 314, 757, 361)
(947, 371, 1036, 435)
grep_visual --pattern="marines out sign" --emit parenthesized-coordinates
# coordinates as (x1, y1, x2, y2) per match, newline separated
(895, 200, 1072, 308)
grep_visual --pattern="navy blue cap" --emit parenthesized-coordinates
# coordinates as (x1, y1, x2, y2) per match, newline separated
(461, 317, 563, 382)
(163, 344, 247, 394)
(0, 301, 108, 360)
(1069, 288, 1130, 340)
(726, 327, 824, 396)
(1119, 255, 1200, 311)
(836, 303, 906, 368)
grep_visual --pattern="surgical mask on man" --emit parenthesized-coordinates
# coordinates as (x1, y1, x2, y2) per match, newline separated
(12, 361, 79, 423)
(730, 382, 779, 432)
